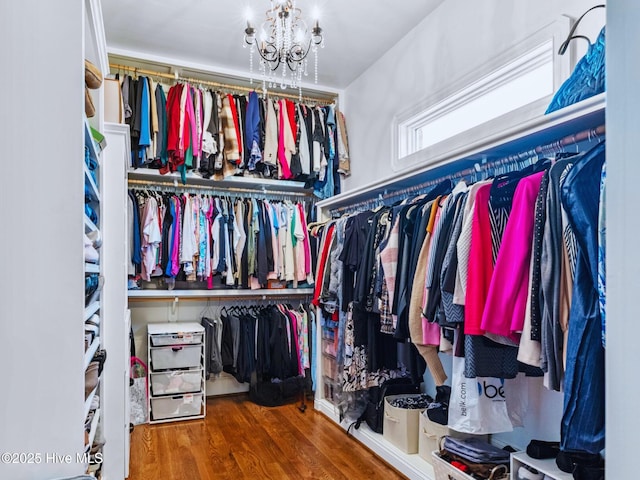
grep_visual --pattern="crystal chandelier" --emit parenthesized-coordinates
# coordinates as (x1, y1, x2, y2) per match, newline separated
(244, 0, 324, 94)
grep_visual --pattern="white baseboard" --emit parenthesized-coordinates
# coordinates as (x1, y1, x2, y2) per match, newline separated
(314, 399, 435, 480)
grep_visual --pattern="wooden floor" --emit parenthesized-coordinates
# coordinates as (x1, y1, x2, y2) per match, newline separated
(128, 395, 406, 480)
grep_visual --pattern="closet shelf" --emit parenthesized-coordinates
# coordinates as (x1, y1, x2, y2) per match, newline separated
(85, 262, 100, 273)
(84, 336, 101, 371)
(128, 288, 314, 300)
(317, 94, 605, 213)
(84, 163, 101, 202)
(84, 214, 99, 233)
(511, 452, 573, 480)
(84, 301, 100, 322)
(127, 168, 311, 194)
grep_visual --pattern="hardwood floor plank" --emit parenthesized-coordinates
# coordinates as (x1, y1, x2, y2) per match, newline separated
(128, 395, 407, 480)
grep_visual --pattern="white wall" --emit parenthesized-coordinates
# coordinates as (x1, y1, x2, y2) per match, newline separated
(341, 0, 606, 451)
(0, 1, 85, 479)
(606, 1, 640, 478)
(343, 0, 605, 192)
(102, 124, 130, 480)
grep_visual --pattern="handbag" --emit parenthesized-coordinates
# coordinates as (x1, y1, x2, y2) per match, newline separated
(546, 6, 605, 114)
(351, 377, 422, 434)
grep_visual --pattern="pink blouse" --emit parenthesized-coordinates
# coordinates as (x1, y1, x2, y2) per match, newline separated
(481, 171, 544, 339)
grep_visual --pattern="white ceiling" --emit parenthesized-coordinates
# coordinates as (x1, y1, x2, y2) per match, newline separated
(102, 0, 445, 90)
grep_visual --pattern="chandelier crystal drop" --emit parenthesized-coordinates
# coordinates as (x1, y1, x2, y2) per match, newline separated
(244, 0, 323, 95)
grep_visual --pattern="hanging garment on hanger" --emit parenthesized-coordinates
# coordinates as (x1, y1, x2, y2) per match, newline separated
(297, 104, 311, 176)
(127, 190, 141, 275)
(559, 142, 605, 454)
(245, 91, 262, 170)
(481, 171, 545, 340)
(220, 94, 240, 164)
(140, 195, 161, 282)
(539, 158, 577, 391)
(336, 108, 351, 176)
(155, 83, 168, 165)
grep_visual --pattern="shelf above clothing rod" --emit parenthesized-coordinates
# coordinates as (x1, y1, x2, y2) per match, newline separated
(128, 288, 314, 300)
(318, 94, 605, 214)
(128, 169, 313, 197)
(109, 62, 337, 105)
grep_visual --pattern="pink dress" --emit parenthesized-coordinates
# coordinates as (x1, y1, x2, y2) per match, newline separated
(464, 184, 493, 335)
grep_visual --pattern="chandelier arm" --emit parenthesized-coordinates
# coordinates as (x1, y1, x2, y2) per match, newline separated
(288, 38, 313, 64)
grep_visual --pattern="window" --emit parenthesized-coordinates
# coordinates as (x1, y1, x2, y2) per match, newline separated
(393, 19, 571, 171)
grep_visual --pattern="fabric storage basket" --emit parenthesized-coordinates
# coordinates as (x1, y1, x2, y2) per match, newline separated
(150, 369, 202, 396)
(383, 394, 427, 454)
(419, 413, 489, 464)
(150, 345, 201, 370)
(151, 332, 203, 346)
(431, 450, 508, 480)
(150, 393, 203, 420)
(419, 413, 449, 463)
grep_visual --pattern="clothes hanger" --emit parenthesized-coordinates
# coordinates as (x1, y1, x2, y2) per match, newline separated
(558, 4, 605, 55)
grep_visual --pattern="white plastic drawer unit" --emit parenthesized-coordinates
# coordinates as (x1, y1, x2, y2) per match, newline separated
(150, 369, 202, 396)
(150, 332, 204, 347)
(150, 345, 201, 370)
(150, 393, 203, 421)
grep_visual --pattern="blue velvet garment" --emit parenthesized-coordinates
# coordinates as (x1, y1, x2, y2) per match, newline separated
(546, 27, 606, 114)
(559, 141, 605, 454)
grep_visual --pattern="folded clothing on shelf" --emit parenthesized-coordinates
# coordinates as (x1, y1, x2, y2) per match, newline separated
(85, 203, 99, 225)
(85, 273, 101, 301)
(85, 184, 98, 203)
(84, 234, 99, 263)
(443, 436, 511, 465)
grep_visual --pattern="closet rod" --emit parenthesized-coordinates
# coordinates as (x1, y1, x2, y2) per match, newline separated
(110, 63, 337, 105)
(330, 123, 606, 215)
(127, 178, 312, 198)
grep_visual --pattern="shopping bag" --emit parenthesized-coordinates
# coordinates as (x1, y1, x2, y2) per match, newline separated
(504, 373, 529, 428)
(130, 356, 148, 425)
(448, 354, 513, 434)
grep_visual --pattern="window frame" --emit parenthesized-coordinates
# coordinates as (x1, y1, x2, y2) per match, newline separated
(391, 18, 572, 172)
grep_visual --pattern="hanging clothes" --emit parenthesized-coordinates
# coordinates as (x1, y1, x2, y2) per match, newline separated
(127, 190, 315, 291)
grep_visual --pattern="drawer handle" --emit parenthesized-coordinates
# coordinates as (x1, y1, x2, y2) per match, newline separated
(171, 346, 183, 352)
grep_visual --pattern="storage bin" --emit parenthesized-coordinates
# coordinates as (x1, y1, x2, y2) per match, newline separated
(150, 345, 201, 370)
(432, 450, 508, 480)
(150, 393, 203, 421)
(418, 413, 489, 464)
(150, 369, 202, 396)
(150, 332, 203, 346)
(382, 394, 427, 454)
